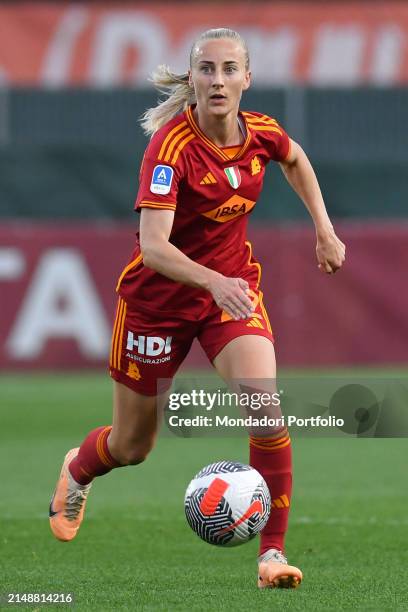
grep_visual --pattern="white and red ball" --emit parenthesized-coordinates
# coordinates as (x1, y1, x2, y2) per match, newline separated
(184, 461, 271, 546)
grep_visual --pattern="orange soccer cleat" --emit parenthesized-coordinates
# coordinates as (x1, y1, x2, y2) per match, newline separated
(49, 448, 92, 542)
(257, 549, 303, 589)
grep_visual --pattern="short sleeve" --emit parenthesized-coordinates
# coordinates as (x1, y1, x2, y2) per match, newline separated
(134, 152, 183, 213)
(271, 125, 291, 162)
(243, 111, 291, 163)
(134, 122, 188, 212)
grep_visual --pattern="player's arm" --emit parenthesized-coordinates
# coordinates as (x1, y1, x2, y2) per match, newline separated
(280, 139, 346, 274)
(139, 208, 254, 320)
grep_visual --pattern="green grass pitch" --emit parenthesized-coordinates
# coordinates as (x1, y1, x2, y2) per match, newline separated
(1, 372, 407, 611)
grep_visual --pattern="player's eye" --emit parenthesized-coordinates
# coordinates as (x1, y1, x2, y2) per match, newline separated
(200, 65, 212, 73)
(225, 66, 238, 73)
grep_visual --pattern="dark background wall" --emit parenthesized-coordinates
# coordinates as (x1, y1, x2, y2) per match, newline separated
(1, 88, 407, 221)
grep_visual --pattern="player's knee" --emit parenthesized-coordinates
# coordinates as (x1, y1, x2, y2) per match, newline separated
(123, 447, 149, 466)
(110, 440, 153, 466)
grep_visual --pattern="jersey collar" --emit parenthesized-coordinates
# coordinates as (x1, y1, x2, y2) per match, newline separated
(186, 105, 252, 163)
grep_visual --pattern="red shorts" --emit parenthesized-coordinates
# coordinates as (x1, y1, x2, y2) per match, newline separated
(109, 288, 274, 396)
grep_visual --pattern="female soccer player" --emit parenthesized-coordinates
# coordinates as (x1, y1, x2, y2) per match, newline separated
(49, 28, 345, 589)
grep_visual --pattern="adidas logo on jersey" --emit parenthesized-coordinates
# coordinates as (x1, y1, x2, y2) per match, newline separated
(200, 172, 217, 185)
(246, 317, 264, 329)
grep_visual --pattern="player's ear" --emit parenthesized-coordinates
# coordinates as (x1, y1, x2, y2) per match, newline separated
(242, 71, 251, 91)
(188, 69, 194, 89)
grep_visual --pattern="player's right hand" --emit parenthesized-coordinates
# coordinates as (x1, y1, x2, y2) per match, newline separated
(208, 273, 255, 320)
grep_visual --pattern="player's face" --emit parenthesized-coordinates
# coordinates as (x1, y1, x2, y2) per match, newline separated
(189, 39, 251, 117)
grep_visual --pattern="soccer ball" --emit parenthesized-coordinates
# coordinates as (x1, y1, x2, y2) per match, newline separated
(184, 461, 271, 546)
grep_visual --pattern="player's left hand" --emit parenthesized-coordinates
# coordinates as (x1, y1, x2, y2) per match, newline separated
(316, 228, 346, 274)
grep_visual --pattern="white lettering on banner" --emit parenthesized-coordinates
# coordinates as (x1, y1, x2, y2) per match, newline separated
(33, 11, 407, 86)
(310, 26, 365, 84)
(7, 249, 110, 359)
(169, 26, 206, 73)
(126, 332, 172, 357)
(240, 27, 298, 84)
(371, 26, 404, 84)
(0, 248, 25, 280)
(89, 14, 167, 85)
(42, 7, 89, 86)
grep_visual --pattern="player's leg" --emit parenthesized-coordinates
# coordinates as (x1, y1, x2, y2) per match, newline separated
(49, 297, 194, 541)
(199, 293, 302, 589)
(108, 381, 164, 465)
(49, 382, 164, 542)
(212, 336, 301, 588)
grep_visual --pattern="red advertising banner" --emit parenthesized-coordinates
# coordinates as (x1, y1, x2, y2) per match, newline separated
(0, 222, 407, 371)
(0, 3, 407, 86)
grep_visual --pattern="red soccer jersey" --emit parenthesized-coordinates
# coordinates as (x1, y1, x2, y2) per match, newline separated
(117, 105, 291, 320)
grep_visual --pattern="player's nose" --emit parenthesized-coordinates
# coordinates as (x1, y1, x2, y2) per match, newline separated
(211, 68, 225, 87)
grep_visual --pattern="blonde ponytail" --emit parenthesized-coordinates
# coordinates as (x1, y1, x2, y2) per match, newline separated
(140, 65, 196, 136)
(140, 28, 249, 137)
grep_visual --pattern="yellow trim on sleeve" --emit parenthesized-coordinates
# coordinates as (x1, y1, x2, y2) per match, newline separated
(164, 127, 192, 162)
(247, 125, 283, 135)
(158, 122, 188, 160)
(170, 133, 196, 165)
(139, 202, 176, 211)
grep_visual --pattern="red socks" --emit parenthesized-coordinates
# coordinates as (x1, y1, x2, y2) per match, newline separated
(69, 426, 121, 485)
(68, 424, 292, 554)
(249, 429, 292, 555)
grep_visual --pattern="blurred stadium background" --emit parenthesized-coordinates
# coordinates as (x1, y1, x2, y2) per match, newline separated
(1, 3, 407, 610)
(1, 1, 408, 371)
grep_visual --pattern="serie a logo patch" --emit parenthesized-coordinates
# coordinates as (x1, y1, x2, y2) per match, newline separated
(150, 165, 174, 195)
